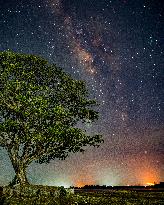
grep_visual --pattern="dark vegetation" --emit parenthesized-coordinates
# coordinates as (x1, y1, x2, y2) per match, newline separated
(74, 183, 164, 190)
(0, 185, 164, 205)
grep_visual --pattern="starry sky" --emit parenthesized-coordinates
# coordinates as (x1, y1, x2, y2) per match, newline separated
(0, 0, 164, 187)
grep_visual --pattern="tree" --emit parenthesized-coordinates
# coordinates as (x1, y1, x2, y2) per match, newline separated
(0, 51, 103, 186)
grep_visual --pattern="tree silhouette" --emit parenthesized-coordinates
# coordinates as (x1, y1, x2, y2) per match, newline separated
(0, 51, 103, 186)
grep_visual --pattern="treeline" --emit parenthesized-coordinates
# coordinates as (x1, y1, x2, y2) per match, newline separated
(73, 182, 164, 189)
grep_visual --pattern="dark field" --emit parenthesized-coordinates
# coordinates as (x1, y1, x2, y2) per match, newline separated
(1, 186, 164, 205)
(73, 190, 164, 205)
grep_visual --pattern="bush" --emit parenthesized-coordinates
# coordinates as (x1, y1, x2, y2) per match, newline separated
(58, 186, 67, 197)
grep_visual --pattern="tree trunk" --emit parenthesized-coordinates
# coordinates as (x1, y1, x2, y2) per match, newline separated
(11, 162, 29, 186)
(7, 147, 29, 186)
(16, 163, 29, 185)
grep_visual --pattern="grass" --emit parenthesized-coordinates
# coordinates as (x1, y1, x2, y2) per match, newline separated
(1, 186, 164, 205)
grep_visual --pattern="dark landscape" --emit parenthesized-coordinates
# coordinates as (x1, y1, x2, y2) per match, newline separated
(1, 183, 164, 205)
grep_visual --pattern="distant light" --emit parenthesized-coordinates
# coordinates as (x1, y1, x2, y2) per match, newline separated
(45, 179, 71, 188)
(146, 182, 154, 186)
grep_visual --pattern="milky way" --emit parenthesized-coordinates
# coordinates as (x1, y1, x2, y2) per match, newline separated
(0, 0, 163, 186)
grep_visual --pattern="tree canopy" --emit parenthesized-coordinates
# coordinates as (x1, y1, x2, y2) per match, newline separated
(0, 50, 103, 185)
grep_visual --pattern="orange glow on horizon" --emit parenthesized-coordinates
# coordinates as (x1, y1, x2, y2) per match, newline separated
(72, 172, 96, 187)
(137, 167, 158, 185)
(69, 156, 161, 187)
(146, 182, 155, 186)
(132, 155, 160, 186)
(74, 177, 96, 188)
(75, 181, 87, 188)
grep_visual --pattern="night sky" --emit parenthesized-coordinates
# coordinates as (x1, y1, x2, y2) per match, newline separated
(0, 0, 164, 187)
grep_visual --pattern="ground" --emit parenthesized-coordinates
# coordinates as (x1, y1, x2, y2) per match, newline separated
(0, 185, 164, 205)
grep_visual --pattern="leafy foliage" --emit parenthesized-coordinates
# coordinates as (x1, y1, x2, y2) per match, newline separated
(0, 50, 103, 184)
